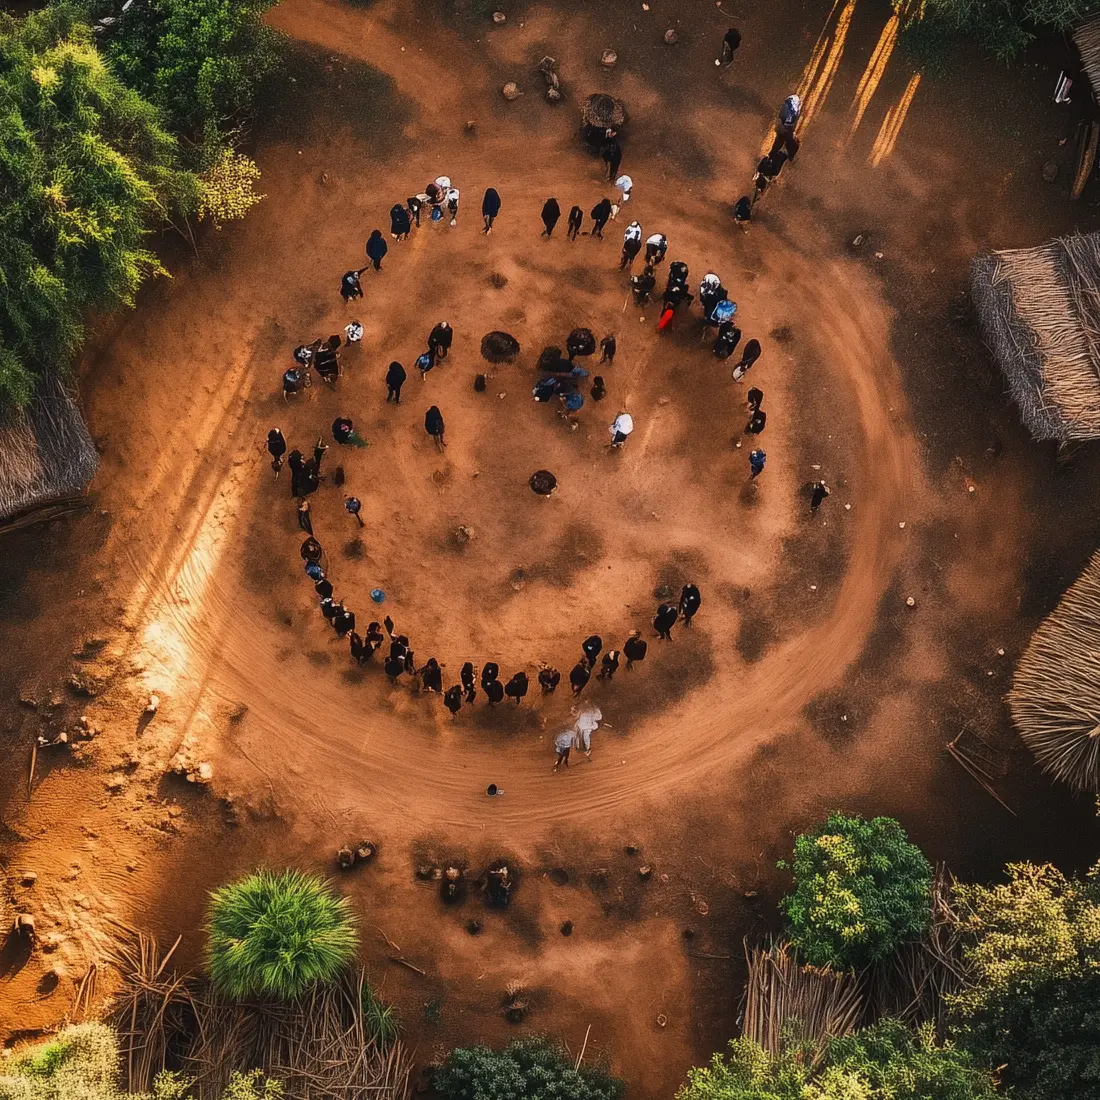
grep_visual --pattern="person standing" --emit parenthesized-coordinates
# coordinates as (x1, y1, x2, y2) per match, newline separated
(385, 360, 406, 403)
(428, 321, 453, 363)
(461, 661, 477, 703)
(390, 203, 411, 239)
(267, 428, 287, 478)
(653, 603, 677, 640)
(581, 634, 603, 668)
(599, 334, 616, 365)
(614, 174, 633, 208)
(446, 186, 460, 226)
(538, 665, 561, 694)
(811, 481, 830, 510)
(366, 230, 388, 271)
(714, 322, 742, 360)
(601, 138, 622, 180)
(597, 650, 620, 680)
(569, 660, 591, 696)
(619, 221, 643, 269)
(297, 498, 313, 535)
(746, 405, 767, 435)
(481, 187, 501, 232)
(591, 376, 607, 402)
(749, 448, 766, 480)
(732, 339, 761, 382)
(573, 705, 602, 758)
(444, 684, 463, 716)
(553, 728, 573, 771)
(609, 411, 634, 448)
(747, 386, 764, 412)
(421, 658, 443, 693)
(567, 205, 583, 240)
(415, 352, 434, 381)
(590, 198, 613, 239)
(624, 630, 647, 669)
(679, 583, 701, 626)
(425, 405, 446, 451)
(407, 194, 425, 228)
(345, 496, 365, 527)
(632, 265, 656, 305)
(485, 678, 505, 704)
(644, 232, 667, 264)
(541, 198, 561, 236)
(481, 663, 499, 693)
(504, 671, 529, 704)
(720, 26, 742, 64)
(341, 268, 366, 302)
(332, 416, 366, 447)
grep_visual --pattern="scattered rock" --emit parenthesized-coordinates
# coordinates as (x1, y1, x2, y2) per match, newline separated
(144, 694, 159, 717)
(464, 120, 477, 134)
(906, 596, 916, 607)
(13, 914, 35, 939)
(560, 920, 574, 936)
(638, 865, 653, 881)
(41, 933, 62, 953)
(68, 674, 99, 697)
(502, 81, 521, 100)
(546, 86, 562, 102)
(601, 49, 618, 67)
(167, 739, 213, 785)
(663, 28, 678, 43)
(997, 647, 1005, 657)
(105, 777, 127, 794)
(465, 919, 483, 935)
(624, 845, 639, 856)
(454, 525, 475, 545)
(19, 693, 37, 709)
(1042, 161, 1059, 183)
(415, 864, 437, 881)
(492, 10, 506, 22)
(20, 872, 37, 887)
(337, 847, 356, 869)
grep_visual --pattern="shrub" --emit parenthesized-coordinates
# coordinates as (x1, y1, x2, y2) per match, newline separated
(779, 812, 933, 969)
(435, 1038, 624, 1100)
(948, 861, 1100, 1100)
(676, 1020, 996, 1100)
(207, 870, 358, 1000)
(197, 148, 265, 228)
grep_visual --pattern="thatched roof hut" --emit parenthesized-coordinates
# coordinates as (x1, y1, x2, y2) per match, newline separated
(1075, 16, 1100, 100)
(0, 374, 97, 521)
(971, 232, 1100, 442)
(1008, 550, 1100, 792)
(581, 93, 627, 129)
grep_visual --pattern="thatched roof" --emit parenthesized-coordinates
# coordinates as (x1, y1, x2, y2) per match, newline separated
(971, 232, 1100, 442)
(480, 331, 520, 363)
(0, 373, 97, 521)
(1008, 550, 1100, 793)
(1074, 15, 1100, 101)
(581, 93, 627, 128)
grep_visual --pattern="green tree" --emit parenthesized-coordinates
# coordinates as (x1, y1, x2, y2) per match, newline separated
(0, 7, 194, 408)
(206, 870, 358, 1000)
(435, 1038, 624, 1100)
(949, 861, 1100, 1100)
(779, 813, 933, 969)
(677, 1020, 996, 1100)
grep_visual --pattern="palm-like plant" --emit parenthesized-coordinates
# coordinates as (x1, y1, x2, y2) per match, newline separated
(207, 870, 358, 1000)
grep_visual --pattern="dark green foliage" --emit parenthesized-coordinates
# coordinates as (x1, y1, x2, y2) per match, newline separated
(0, 6, 194, 408)
(435, 1038, 624, 1100)
(778, 812, 932, 969)
(676, 1020, 997, 1100)
(949, 861, 1100, 1100)
(76, 0, 282, 146)
(206, 870, 358, 1000)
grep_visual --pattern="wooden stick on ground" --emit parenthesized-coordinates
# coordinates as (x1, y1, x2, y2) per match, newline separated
(575, 1025, 591, 1071)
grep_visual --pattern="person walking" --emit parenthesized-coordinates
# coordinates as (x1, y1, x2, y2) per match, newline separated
(569, 660, 591, 696)
(349, 631, 366, 664)
(573, 705, 602, 758)
(591, 376, 607, 402)
(620, 221, 643, 269)
(345, 496, 365, 527)
(390, 203, 412, 239)
(444, 684, 463, 716)
(614, 174, 633, 209)
(425, 405, 446, 451)
(421, 658, 443, 693)
(366, 230, 388, 271)
(714, 322, 742, 360)
(481, 662, 499, 693)
(538, 665, 561, 694)
(541, 198, 561, 236)
(297, 498, 313, 535)
(590, 198, 613, 239)
(679, 583, 701, 626)
(504, 671, 529, 704)
(485, 678, 505, 704)
(749, 448, 766, 480)
(747, 386, 764, 412)
(461, 661, 477, 703)
(770, 95, 802, 161)
(481, 187, 501, 232)
(314, 337, 340, 385)
(313, 437, 327, 474)
(811, 481, 830, 510)
(415, 352, 434, 381)
(609, 411, 634, 448)
(624, 631, 647, 669)
(315, 575, 334, 600)
(644, 232, 667, 264)
(334, 605, 356, 638)
(653, 602, 678, 640)
(567, 205, 583, 240)
(631, 264, 656, 305)
(267, 428, 287, 478)
(732, 339, 761, 382)
(720, 25, 742, 64)
(344, 320, 363, 345)
(597, 649, 620, 680)
(752, 155, 774, 208)
(553, 728, 573, 771)
(446, 186, 460, 226)
(581, 634, 602, 668)
(599, 334, 616, 365)
(332, 416, 366, 447)
(601, 138, 622, 180)
(407, 194, 426, 228)
(288, 449, 304, 496)
(428, 321, 453, 363)
(340, 268, 366, 302)
(746, 405, 767, 435)
(384, 653, 404, 681)
(300, 535, 323, 564)
(733, 196, 753, 229)
(385, 360, 406, 403)
(366, 621, 385, 652)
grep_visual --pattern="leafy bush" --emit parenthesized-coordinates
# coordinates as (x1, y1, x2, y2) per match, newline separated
(676, 1020, 996, 1100)
(435, 1038, 624, 1100)
(198, 148, 265, 228)
(949, 861, 1100, 1100)
(207, 870, 358, 1000)
(778, 812, 933, 969)
(0, 7, 195, 408)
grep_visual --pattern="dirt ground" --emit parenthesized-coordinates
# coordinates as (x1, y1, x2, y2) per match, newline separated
(3, 0, 1100, 1093)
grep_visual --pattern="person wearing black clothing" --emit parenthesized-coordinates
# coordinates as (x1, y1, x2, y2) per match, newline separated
(314, 339, 340, 384)
(746, 407, 767, 434)
(288, 450, 304, 496)
(538, 666, 560, 694)
(541, 198, 561, 236)
(624, 630, 647, 669)
(481, 662, 499, 692)
(297, 498, 313, 535)
(811, 481, 831, 511)
(334, 606, 355, 637)
(320, 597, 338, 624)
(569, 661, 591, 696)
(267, 428, 286, 478)
(732, 339, 761, 382)
(341, 268, 366, 302)
(428, 322, 453, 363)
(654, 602, 678, 640)
(733, 196, 753, 227)
(383, 616, 395, 636)
(679, 584, 701, 626)
(390, 203, 411, 239)
(581, 634, 602, 668)
(601, 139, 622, 180)
(349, 632, 365, 663)
(315, 576, 334, 600)
(366, 622, 385, 652)
(404, 649, 416, 675)
(598, 334, 616, 365)
(769, 148, 790, 178)
(300, 536, 323, 563)
(632, 265, 656, 305)
(567, 205, 583, 240)
(645, 233, 668, 264)
(721, 26, 742, 64)
(461, 662, 477, 703)
(425, 405, 446, 451)
(747, 387, 764, 412)
(597, 650, 620, 680)
(313, 437, 327, 473)
(421, 658, 443, 693)
(485, 678, 505, 704)
(444, 685, 463, 716)
(504, 671, 529, 704)
(384, 654, 404, 681)
(714, 323, 742, 360)
(407, 195, 424, 227)
(481, 187, 502, 232)
(590, 198, 613, 239)
(366, 230, 388, 271)
(385, 361, 406, 404)
(390, 636, 408, 663)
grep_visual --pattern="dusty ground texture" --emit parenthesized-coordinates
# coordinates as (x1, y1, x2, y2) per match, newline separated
(3, 0, 1100, 1093)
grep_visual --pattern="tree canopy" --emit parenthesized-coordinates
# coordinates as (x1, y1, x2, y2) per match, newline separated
(778, 813, 933, 969)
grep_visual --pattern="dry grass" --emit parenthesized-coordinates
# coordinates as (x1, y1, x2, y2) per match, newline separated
(1075, 17, 1100, 105)
(970, 232, 1100, 442)
(1008, 549, 1100, 792)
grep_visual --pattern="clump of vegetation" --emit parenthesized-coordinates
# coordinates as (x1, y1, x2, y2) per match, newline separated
(197, 148, 265, 228)
(779, 812, 933, 969)
(434, 1038, 624, 1100)
(948, 860, 1100, 1100)
(361, 983, 400, 1048)
(207, 870, 359, 1000)
(676, 1019, 996, 1100)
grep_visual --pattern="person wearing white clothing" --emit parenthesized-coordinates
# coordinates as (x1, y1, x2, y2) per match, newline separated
(553, 728, 574, 771)
(610, 411, 634, 447)
(645, 233, 667, 264)
(445, 187, 460, 226)
(615, 174, 633, 204)
(572, 705, 602, 757)
(620, 221, 643, 270)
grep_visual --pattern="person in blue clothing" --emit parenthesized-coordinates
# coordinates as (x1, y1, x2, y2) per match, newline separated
(749, 448, 766, 479)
